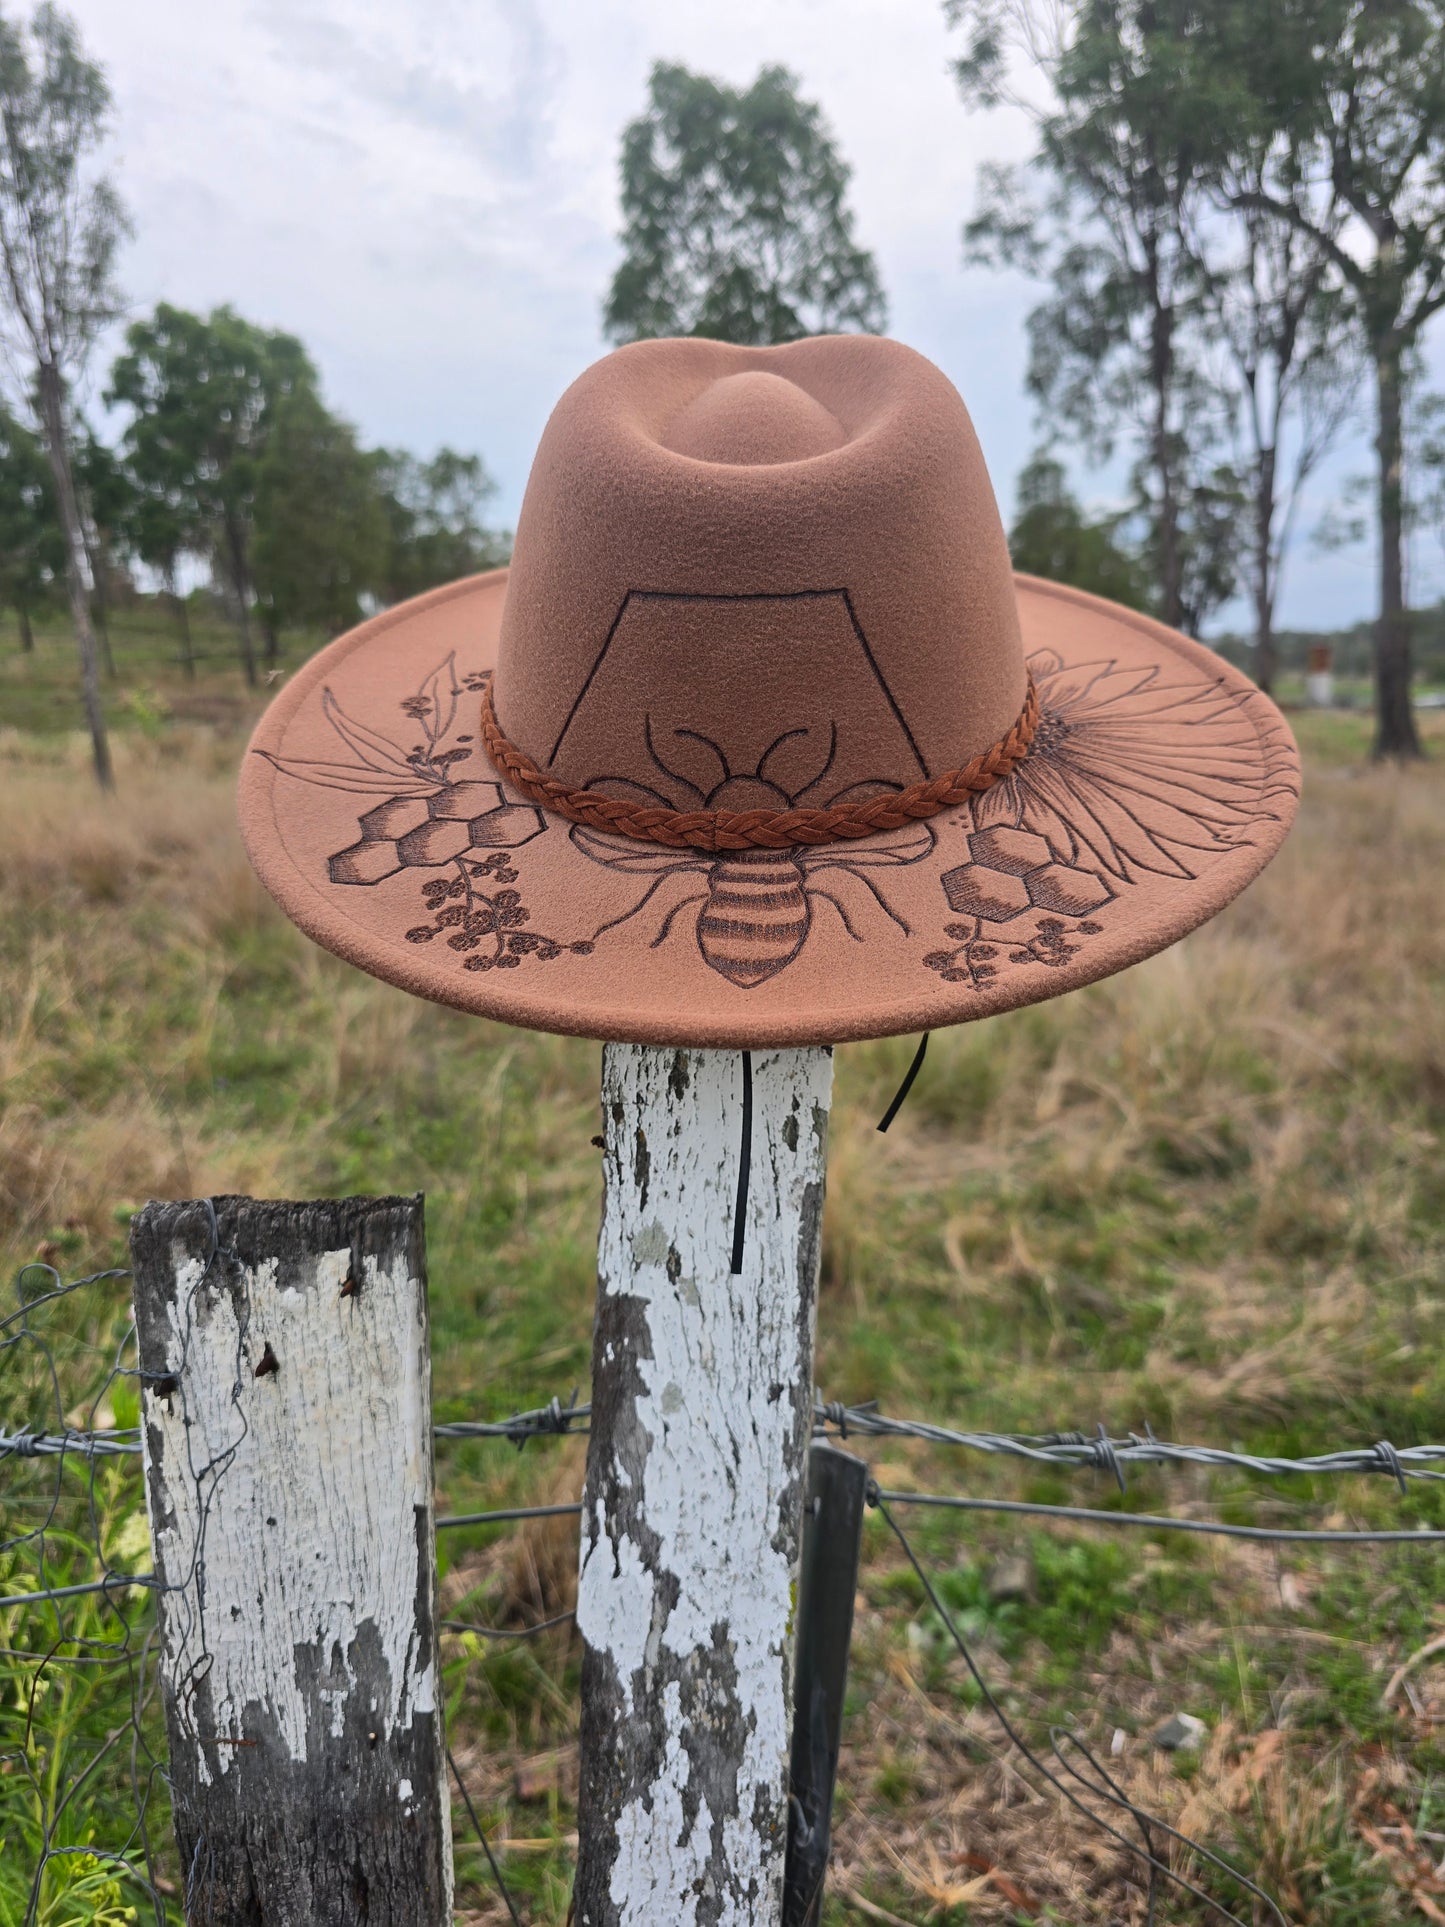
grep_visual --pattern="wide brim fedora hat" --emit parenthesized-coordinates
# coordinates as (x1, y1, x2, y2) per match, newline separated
(239, 335, 1300, 1048)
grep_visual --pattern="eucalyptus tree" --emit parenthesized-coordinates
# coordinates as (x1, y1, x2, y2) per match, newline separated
(1417, 386, 1445, 575)
(605, 61, 886, 344)
(251, 387, 387, 645)
(107, 303, 319, 686)
(949, 0, 1368, 686)
(1144, 448, 1247, 639)
(1211, 0, 1445, 756)
(0, 2, 127, 785)
(1139, 0, 1359, 692)
(951, 1, 1230, 630)
(1196, 191, 1357, 693)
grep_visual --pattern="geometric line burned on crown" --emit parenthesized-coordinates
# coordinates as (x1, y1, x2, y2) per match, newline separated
(253, 651, 595, 975)
(546, 586, 931, 779)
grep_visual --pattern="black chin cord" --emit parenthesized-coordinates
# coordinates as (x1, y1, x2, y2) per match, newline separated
(730, 1034, 925, 1271)
(730, 1050, 753, 1275)
(876, 1033, 929, 1132)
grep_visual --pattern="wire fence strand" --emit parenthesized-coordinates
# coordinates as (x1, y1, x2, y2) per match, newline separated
(18, 1394, 1445, 1487)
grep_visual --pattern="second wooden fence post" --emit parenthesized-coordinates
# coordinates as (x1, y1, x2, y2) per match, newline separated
(574, 1044, 834, 1927)
(129, 1194, 450, 1926)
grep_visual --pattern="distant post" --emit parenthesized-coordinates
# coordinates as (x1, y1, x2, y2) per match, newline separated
(574, 1045, 834, 1927)
(129, 1195, 450, 1926)
(1307, 642, 1335, 708)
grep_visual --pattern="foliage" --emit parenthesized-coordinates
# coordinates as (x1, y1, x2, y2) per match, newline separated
(371, 447, 510, 603)
(105, 307, 511, 666)
(1189, 8, 1360, 691)
(604, 61, 886, 346)
(73, 426, 132, 624)
(1418, 385, 1445, 562)
(0, 404, 62, 639)
(0, 1476, 160, 1927)
(0, 3, 128, 369)
(1007, 453, 1152, 609)
(251, 387, 386, 639)
(1134, 444, 1248, 639)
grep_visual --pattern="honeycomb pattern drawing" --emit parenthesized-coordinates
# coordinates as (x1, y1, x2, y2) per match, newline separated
(939, 825, 1114, 924)
(328, 782, 547, 886)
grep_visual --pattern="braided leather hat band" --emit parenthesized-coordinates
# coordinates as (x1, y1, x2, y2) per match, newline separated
(478, 672, 1039, 853)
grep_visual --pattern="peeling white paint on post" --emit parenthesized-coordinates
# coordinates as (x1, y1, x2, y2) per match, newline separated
(575, 1045, 834, 1927)
(129, 1196, 451, 1926)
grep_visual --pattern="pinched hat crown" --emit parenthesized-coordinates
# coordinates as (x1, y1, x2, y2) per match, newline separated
(490, 336, 1029, 829)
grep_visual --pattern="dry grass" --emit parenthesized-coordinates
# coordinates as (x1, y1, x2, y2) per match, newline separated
(4, 707, 1445, 1922)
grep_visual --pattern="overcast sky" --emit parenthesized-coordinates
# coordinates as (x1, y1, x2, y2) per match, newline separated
(70, 0, 1445, 632)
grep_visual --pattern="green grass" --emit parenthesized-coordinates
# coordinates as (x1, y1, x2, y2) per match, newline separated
(0, 603, 326, 736)
(3, 615, 1445, 1919)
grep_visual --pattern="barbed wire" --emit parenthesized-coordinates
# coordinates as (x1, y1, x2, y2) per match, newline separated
(17, 1397, 1445, 1489)
(870, 1490, 1445, 1542)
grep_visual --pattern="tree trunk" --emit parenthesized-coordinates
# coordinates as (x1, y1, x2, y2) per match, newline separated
(36, 361, 112, 789)
(165, 565, 195, 677)
(575, 1044, 834, 1927)
(1151, 301, 1183, 631)
(129, 1194, 452, 1927)
(91, 575, 116, 679)
(85, 526, 117, 678)
(1253, 442, 1277, 695)
(225, 512, 258, 687)
(1373, 340, 1421, 758)
(17, 601, 33, 651)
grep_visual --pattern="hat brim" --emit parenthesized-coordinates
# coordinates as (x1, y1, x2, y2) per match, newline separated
(239, 568, 1299, 1047)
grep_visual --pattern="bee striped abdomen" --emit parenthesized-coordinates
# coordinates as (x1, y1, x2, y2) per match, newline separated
(696, 853, 811, 988)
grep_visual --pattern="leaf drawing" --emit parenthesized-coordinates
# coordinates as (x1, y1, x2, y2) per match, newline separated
(320, 688, 422, 779)
(256, 755, 440, 797)
(417, 653, 458, 747)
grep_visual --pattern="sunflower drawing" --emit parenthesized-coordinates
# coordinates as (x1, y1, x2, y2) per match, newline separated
(966, 649, 1290, 883)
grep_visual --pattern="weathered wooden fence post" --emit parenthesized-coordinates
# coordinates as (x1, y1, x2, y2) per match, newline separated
(129, 1195, 450, 1926)
(575, 1044, 834, 1927)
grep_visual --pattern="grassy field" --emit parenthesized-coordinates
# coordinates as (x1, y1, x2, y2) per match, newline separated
(3, 613, 1445, 1923)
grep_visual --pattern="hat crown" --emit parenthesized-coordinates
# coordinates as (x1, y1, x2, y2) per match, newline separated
(494, 335, 1026, 806)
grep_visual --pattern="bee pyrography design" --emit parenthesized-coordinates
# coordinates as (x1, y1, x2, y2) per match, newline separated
(571, 722, 936, 989)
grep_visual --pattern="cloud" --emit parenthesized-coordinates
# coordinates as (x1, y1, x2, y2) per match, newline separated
(250, 0, 564, 179)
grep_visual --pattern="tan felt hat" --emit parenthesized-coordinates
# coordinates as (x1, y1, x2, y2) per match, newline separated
(239, 335, 1300, 1048)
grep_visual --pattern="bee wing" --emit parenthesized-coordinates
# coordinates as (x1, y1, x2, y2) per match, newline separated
(570, 824, 708, 875)
(805, 823, 936, 870)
